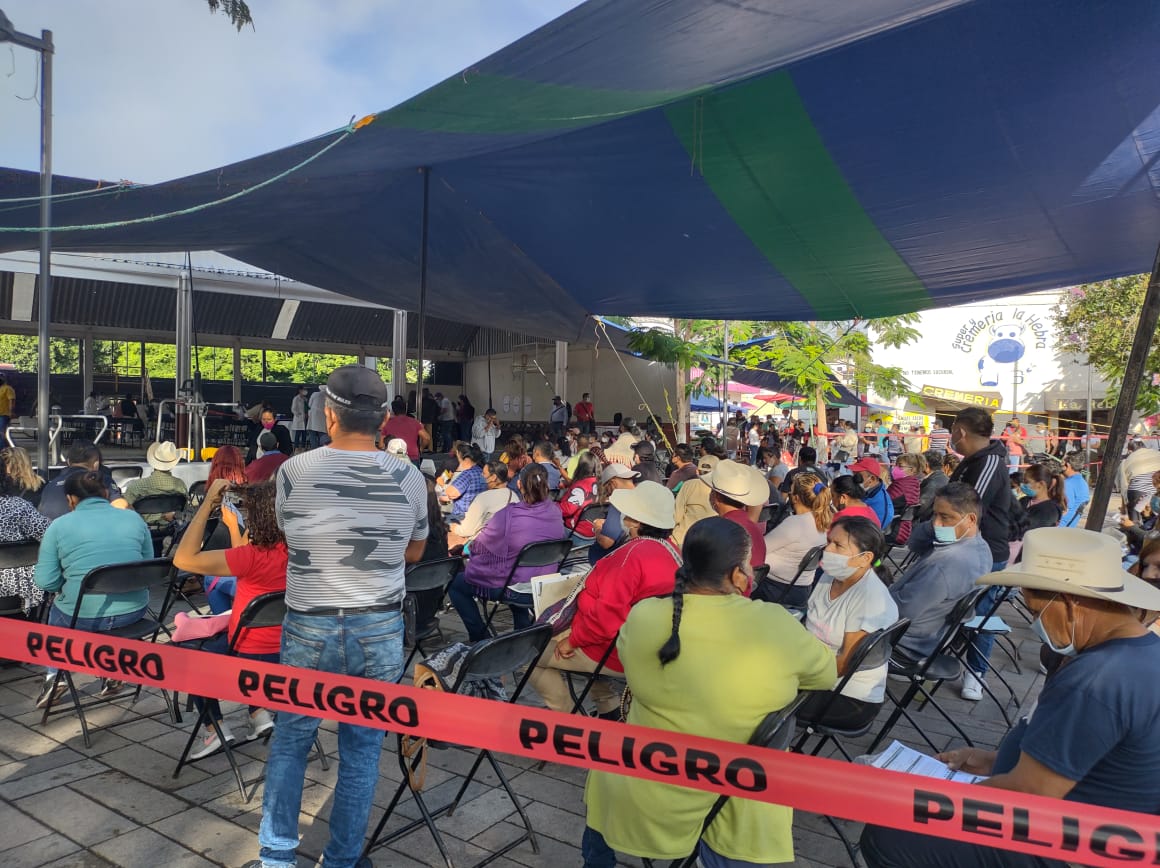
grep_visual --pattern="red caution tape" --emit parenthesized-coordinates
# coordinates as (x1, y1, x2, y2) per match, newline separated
(6, 622, 1160, 867)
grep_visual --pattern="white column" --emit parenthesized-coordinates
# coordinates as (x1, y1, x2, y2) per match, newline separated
(391, 310, 408, 401)
(554, 340, 568, 402)
(175, 274, 192, 393)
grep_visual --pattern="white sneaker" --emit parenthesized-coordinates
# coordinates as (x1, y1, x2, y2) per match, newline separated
(960, 670, 984, 701)
(248, 708, 275, 740)
(190, 722, 235, 760)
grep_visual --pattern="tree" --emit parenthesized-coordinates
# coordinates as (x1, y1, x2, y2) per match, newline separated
(1051, 274, 1160, 414)
(206, 0, 253, 30)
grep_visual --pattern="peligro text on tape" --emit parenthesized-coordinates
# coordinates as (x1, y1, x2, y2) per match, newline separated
(9, 622, 1160, 867)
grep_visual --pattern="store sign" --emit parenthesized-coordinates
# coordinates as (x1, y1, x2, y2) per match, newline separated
(1051, 397, 1116, 412)
(921, 384, 1001, 409)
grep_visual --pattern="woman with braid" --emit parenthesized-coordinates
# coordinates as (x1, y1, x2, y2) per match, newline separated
(582, 518, 836, 868)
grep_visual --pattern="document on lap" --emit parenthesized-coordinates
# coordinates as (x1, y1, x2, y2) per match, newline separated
(871, 740, 984, 785)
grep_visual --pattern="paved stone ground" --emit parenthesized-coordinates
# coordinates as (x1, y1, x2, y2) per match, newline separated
(0, 566, 1048, 868)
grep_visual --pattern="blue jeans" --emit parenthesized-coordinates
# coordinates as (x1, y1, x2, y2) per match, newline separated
(205, 576, 236, 615)
(448, 572, 532, 642)
(258, 610, 403, 868)
(749, 445, 759, 465)
(46, 605, 147, 676)
(966, 562, 1007, 676)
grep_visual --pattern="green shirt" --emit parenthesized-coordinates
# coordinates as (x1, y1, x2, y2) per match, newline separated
(35, 498, 154, 620)
(585, 593, 836, 863)
(123, 470, 188, 527)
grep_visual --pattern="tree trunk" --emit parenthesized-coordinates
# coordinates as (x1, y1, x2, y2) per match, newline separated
(815, 383, 830, 459)
(675, 318, 691, 441)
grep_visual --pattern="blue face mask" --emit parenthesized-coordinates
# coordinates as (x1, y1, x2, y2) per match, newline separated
(1032, 595, 1077, 657)
(1020, 483, 1036, 497)
(932, 514, 968, 545)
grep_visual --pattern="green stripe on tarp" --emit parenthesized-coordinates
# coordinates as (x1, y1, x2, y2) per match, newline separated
(666, 72, 929, 317)
(378, 73, 704, 135)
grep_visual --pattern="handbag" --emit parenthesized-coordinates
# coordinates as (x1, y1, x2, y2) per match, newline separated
(536, 573, 588, 636)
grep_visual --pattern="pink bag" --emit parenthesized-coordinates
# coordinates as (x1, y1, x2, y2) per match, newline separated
(171, 610, 232, 643)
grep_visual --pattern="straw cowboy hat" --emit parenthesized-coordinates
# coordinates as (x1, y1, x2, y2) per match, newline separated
(147, 441, 181, 471)
(979, 527, 1160, 611)
(701, 459, 768, 507)
(610, 480, 675, 530)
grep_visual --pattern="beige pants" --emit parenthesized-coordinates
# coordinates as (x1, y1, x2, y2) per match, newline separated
(528, 633, 624, 714)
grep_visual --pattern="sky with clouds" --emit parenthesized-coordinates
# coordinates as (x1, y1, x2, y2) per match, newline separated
(0, 0, 582, 184)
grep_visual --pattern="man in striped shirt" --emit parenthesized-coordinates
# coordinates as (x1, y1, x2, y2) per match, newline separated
(251, 365, 428, 868)
(927, 421, 951, 456)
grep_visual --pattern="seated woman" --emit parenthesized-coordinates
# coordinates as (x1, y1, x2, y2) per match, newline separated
(0, 450, 51, 615)
(798, 516, 898, 730)
(448, 464, 567, 641)
(172, 477, 287, 758)
(583, 518, 836, 868)
(589, 464, 639, 565)
(758, 472, 830, 607)
(3, 446, 44, 506)
(558, 452, 601, 540)
(529, 481, 680, 716)
(1019, 462, 1066, 531)
(447, 461, 519, 549)
(33, 471, 154, 708)
(407, 475, 452, 645)
(183, 445, 247, 597)
(439, 442, 486, 523)
(500, 435, 530, 476)
(831, 475, 881, 527)
(887, 453, 923, 544)
(861, 527, 1160, 868)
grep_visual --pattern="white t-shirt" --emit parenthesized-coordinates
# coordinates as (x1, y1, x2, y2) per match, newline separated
(472, 415, 498, 453)
(806, 570, 898, 703)
(763, 511, 826, 583)
(748, 427, 762, 447)
(439, 398, 455, 422)
(452, 486, 519, 540)
(307, 390, 327, 432)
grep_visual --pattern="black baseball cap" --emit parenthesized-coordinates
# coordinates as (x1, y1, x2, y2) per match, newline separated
(321, 365, 389, 411)
(632, 441, 656, 459)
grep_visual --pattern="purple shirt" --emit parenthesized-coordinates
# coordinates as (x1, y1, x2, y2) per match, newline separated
(465, 500, 567, 590)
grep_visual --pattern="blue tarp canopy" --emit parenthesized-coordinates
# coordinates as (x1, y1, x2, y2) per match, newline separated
(2, 0, 1159, 338)
(690, 395, 745, 413)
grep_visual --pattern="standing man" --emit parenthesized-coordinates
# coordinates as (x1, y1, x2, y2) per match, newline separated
(1001, 416, 1027, 471)
(0, 375, 15, 440)
(574, 392, 595, 435)
(1060, 453, 1090, 528)
(251, 365, 427, 868)
(927, 419, 951, 456)
(306, 386, 327, 449)
(549, 396, 569, 439)
(911, 407, 1010, 701)
(380, 396, 431, 463)
(747, 420, 762, 466)
(290, 385, 308, 449)
(420, 388, 439, 449)
(471, 407, 501, 463)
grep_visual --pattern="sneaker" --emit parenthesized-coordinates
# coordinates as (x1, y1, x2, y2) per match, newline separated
(35, 678, 67, 709)
(190, 722, 235, 760)
(248, 708, 275, 740)
(96, 679, 125, 698)
(960, 670, 984, 701)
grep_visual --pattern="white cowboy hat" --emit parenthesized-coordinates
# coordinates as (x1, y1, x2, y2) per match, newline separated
(146, 441, 181, 471)
(610, 480, 675, 530)
(979, 527, 1160, 611)
(701, 459, 768, 507)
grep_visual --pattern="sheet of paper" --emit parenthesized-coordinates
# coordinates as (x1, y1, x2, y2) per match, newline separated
(530, 572, 584, 618)
(871, 740, 984, 785)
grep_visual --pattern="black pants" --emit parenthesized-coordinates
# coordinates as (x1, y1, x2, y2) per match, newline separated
(860, 825, 1070, 868)
(751, 579, 810, 609)
(796, 691, 880, 730)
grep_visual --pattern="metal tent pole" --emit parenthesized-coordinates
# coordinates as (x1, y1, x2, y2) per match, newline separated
(416, 167, 430, 392)
(1085, 241, 1160, 529)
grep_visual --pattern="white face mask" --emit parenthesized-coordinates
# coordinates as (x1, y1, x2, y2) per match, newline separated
(821, 549, 866, 580)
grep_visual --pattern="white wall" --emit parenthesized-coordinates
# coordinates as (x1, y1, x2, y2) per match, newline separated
(465, 345, 678, 426)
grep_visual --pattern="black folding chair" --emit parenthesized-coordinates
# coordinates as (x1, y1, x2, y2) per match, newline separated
(791, 619, 912, 867)
(187, 480, 207, 506)
(39, 558, 180, 748)
(132, 492, 189, 557)
(752, 544, 823, 607)
(643, 694, 808, 868)
(867, 588, 989, 755)
(883, 507, 916, 572)
(480, 538, 572, 635)
(401, 557, 463, 677)
(949, 587, 1021, 727)
(365, 623, 553, 868)
(0, 539, 42, 620)
(172, 591, 328, 801)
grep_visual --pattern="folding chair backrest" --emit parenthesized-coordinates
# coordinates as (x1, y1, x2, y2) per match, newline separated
(81, 558, 175, 596)
(932, 587, 989, 658)
(514, 538, 573, 570)
(791, 544, 825, 584)
(229, 591, 287, 649)
(405, 557, 463, 593)
(1064, 504, 1086, 528)
(748, 693, 808, 752)
(109, 465, 143, 487)
(188, 480, 207, 504)
(752, 564, 770, 586)
(452, 624, 553, 688)
(840, 619, 911, 688)
(0, 539, 40, 569)
(900, 505, 917, 521)
(202, 520, 232, 551)
(883, 515, 903, 544)
(578, 503, 609, 525)
(133, 493, 188, 515)
(757, 504, 774, 525)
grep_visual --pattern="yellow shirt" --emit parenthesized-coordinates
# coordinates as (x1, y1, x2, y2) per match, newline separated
(585, 593, 837, 863)
(0, 384, 15, 416)
(671, 477, 714, 546)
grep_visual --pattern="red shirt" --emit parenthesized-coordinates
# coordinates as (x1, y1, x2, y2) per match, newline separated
(722, 508, 767, 568)
(569, 536, 680, 672)
(559, 477, 598, 535)
(834, 503, 882, 527)
(224, 543, 289, 655)
(381, 415, 424, 460)
(575, 401, 594, 423)
(246, 451, 290, 483)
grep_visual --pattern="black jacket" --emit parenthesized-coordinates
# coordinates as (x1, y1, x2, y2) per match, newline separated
(949, 440, 1011, 563)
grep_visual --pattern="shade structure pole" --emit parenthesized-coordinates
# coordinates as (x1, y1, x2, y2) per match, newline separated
(416, 167, 430, 392)
(391, 309, 407, 401)
(1085, 239, 1160, 530)
(30, 28, 53, 473)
